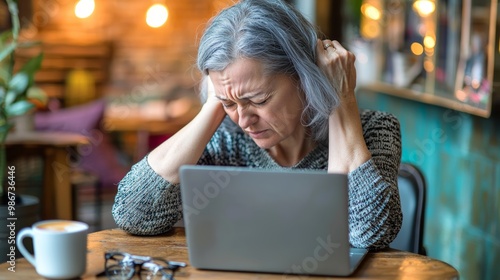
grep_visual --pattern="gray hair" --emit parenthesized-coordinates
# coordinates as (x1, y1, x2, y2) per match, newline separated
(197, 0, 339, 142)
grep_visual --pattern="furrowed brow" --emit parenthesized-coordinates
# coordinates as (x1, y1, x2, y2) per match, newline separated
(239, 92, 264, 99)
(215, 95, 230, 101)
(215, 92, 265, 101)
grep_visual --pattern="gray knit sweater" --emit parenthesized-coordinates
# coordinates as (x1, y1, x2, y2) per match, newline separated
(112, 110, 402, 249)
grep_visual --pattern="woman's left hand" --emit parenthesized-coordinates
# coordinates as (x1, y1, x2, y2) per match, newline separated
(316, 39, 357, 106)
(316, 39, 371, 174)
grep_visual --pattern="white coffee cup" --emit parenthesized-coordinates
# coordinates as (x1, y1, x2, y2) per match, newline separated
(16, 220, 88, 279)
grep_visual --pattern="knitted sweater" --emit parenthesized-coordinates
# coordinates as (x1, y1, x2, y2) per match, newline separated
(112, 110, 402, 249)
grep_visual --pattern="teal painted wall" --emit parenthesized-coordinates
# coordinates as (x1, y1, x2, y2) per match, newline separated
(357, 91, 500, 280)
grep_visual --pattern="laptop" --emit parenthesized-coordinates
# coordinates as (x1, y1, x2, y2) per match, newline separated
(179, 165, 368, 277)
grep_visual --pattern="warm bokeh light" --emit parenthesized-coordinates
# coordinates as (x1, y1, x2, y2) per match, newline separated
(361, 3, 381, 20)
(424, 59, 434, 72)
(471, 79, 481, 90)
(146, 4, 169, 28)
(75, 0, 95, 19)
(361, 21, 380, 39)
(411, 42, 424, 55)
(425, 47, 435, 56)
(455, 89, 467, 101)
(423, 35, 436, 49)
(413, 0, 435, 17)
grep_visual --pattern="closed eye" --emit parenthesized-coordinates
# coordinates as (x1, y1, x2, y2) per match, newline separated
(251, 98, 268, 106)
(221, 101, 236, 108)
(250, 93, 272, 106)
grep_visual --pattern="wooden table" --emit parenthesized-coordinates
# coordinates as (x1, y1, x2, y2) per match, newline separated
(104, 116, 190, 160)
(103, 100, 200, 162)
(5, 131, 89, 220)
(0, 227, 459, 279)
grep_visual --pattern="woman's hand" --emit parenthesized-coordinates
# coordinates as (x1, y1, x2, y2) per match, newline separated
(147, 75, 227, 182)
(316, 39, 371, 174)
(203, 74, 227, 116)
(316, 39, 357, 106)
(205, 75, 218, 102)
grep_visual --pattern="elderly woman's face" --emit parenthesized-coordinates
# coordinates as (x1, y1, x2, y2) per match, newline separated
(209, 58, 305, 149)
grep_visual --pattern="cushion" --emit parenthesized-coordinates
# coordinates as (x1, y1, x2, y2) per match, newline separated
(35, 99, 127, 189)
(35, 99, 106, 133)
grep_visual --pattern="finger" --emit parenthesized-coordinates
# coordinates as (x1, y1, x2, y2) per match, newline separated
(207, 75, 215, 96)
(316, 39, 327, 54)
(331, 40, 343, 51)
(321, 39, 336, 52)
(331, 40, 356, 62)
(316, 39, 329, 64)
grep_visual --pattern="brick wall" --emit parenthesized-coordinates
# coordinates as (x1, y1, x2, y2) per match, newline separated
(19, 0, 234, 102)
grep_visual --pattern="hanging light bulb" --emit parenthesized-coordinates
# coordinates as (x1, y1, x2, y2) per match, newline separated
(146, 3, 168, 28)
(75, 0, 95, 19)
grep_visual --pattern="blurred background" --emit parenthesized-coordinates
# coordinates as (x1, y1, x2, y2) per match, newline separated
(1, 0, 498, 279)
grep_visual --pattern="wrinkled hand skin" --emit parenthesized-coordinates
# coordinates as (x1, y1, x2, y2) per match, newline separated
(316, 39, 358, 106)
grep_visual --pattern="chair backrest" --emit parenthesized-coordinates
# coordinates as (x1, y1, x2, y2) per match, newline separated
(390, 163, 427, 255)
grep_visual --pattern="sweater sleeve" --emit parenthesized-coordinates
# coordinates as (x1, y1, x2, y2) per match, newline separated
(347, 110, 402, 249)
(111, 126, 233, 235)
(112, 156, 183, 235)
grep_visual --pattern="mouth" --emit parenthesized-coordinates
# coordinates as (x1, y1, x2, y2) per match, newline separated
(247, 130, 268, 139)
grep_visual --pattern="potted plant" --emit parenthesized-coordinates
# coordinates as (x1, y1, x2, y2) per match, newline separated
(1, 0, 45, 196)
(0, 0, 45, 262)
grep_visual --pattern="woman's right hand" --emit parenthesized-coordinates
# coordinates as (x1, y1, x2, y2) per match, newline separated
(202, 75, 218, 102)
(201, 74, 226, 118)
(147, 75, 227, 183)
(206, 75, 217, 99)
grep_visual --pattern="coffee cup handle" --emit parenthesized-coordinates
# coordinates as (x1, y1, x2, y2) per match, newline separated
(16, 228, 36, 266)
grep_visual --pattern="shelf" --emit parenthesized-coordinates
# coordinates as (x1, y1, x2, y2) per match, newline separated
(345, 0, 499, 117)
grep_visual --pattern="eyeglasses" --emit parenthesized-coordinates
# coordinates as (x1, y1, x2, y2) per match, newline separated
(104, 252, 186, 280)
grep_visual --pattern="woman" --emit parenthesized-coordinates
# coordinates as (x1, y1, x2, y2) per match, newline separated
(112, 0, 402, 249)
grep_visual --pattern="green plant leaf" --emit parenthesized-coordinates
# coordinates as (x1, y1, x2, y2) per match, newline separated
(0, 42, 16, 62)
(6, 100, 34, 117)
(4, 90, 16, 106)
(0, 30, 13, 45)
(0, 44, 12, 84)
(27, 86, 47, 103)
(0, 67, 9, 85)
(8, 72, 29, 95)
(19, 53, 43, 85)
(0, 71, 9, 88)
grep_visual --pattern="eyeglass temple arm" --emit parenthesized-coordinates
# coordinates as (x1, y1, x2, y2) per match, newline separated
(129, 255, 153, 262)
(168, 261, 187, 268)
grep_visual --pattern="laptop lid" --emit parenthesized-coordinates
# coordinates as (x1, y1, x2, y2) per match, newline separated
(179, 165, 365, 276)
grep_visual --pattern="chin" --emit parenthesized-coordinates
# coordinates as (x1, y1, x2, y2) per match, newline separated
(251, 138, 279, 150)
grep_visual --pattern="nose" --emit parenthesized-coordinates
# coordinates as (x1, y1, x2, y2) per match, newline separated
(237, 105, 257, 129)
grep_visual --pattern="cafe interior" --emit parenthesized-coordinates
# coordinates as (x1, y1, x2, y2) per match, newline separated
(1, 0, 499, 279)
